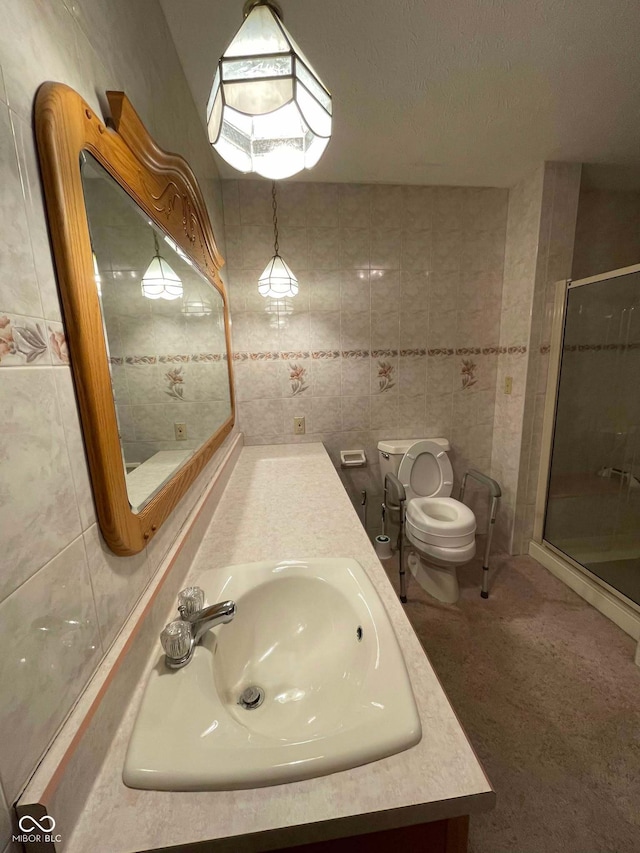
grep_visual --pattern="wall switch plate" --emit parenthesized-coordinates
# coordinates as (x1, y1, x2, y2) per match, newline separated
(293, 416, 305, 435)
(174, 422, 187, 440)
(504, 376, 513, 395)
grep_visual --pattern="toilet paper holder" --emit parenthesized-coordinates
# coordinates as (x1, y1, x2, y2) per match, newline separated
(340, 449, 367, 468)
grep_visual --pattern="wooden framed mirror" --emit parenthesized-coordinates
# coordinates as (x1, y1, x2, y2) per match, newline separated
(35, 83, 235, 555)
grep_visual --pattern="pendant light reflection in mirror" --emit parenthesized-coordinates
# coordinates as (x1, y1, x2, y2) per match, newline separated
(141, 232, 183, 301)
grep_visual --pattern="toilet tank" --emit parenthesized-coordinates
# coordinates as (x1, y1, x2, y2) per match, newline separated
(377, 438, 451, 491)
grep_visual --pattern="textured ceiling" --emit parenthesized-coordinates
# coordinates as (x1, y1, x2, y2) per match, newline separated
(161, 0, 640, 188)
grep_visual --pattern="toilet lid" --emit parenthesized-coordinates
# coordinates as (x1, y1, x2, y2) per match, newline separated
(397, 439, 454, 500)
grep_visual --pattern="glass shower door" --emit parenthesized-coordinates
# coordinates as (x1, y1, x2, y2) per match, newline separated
(544, 269, 640, 606)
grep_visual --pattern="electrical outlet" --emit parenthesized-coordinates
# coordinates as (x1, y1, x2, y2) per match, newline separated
(504, 376, 513, 395)
(174, 422, 187, 440)
(293, 416, 305, 435)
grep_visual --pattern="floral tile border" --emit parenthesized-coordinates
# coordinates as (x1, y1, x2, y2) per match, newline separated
(399, 348, 426, 357)
(231, 345, 530, 362)
(312, 350, 341, 360)
(109, 353, 228, 365)
(0, 313, 71, 367)
(562, 342, 640, 352)
(341, 349, 370, 359)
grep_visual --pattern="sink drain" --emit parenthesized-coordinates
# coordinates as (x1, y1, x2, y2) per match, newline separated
(238, 685, 265, 710)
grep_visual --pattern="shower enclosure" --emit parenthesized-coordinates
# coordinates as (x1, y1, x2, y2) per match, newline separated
(538, 264, 640, 611)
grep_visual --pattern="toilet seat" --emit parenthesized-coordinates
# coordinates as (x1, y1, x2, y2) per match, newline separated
(397, 439, 454, 501)
(406, 497, 476, 548)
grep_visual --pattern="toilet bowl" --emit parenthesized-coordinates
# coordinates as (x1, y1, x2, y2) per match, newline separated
(378, 438, 476, 604)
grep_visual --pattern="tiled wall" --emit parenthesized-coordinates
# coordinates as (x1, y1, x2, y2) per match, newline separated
(491, 163, 581, 554)
(0, 0, 233, 838)
(222, 179, 508, 532)
(572, 187, 640, 280)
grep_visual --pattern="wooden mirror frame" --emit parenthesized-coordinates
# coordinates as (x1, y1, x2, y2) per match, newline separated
(35, 82, 235, 555)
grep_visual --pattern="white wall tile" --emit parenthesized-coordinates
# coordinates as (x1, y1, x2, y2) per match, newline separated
(53, 366, 97, 531)
(0, 367, 82, 600)
(83, 524, 149, 651)
(0, 536, 102, 801)
(0, 105, 42, 318)
(9, 109, 62, 322)
(0, 0, 83, 122)
(338, 184, 370, 228)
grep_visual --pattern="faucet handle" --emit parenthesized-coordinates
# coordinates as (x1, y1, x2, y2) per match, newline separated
(160, 620, 192, 662)
(177, 586, 205, 618)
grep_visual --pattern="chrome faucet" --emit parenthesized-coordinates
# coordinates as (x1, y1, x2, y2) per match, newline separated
(160, 587, 236, 669)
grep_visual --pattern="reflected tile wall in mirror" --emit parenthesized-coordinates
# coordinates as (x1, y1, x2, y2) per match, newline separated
(81, 154, 231, 512)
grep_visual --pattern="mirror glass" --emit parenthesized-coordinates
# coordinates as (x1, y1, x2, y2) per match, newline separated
(81, 153, 231, 513)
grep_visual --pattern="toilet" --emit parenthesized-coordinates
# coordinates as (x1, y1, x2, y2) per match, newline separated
(378, 438, 476, 604)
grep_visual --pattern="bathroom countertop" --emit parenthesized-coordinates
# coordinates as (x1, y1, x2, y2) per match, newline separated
(64, 443, 494, 853)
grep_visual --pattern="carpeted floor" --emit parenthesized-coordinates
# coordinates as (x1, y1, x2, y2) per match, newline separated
(382, 551, 640, 853)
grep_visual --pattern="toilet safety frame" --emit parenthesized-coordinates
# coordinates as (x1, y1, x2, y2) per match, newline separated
(382, 469, 501, 601)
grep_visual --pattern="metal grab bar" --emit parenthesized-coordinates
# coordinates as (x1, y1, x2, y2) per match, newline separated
(459, 469, 501, 599)
(382, 473, 408, 603)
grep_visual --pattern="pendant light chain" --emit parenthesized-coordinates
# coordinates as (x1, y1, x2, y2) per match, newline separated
(272, 181, 280, 257)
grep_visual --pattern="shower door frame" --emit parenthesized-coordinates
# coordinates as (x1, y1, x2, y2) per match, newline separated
(533, 263, 640, 620)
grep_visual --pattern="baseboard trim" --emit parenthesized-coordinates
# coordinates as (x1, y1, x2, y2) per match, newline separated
(529, 540, 640, 641)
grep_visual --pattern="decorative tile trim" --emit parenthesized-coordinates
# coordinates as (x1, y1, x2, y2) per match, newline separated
(165, 367, 185, 400)
(159, 354, 190, 363)
(563, 342, 640, 353)
(287, 362, 309, 396)
(125, 355, 157, 365)
(461, 359, 477, 390)
(192, 353, 227, 362)
(280, 351, 310, 360)
(233, 351, 280, 361)
(540, 344, 551, 354)
(249, 351, 280, 361)
(311, 350, 341, 360)
(229, 346, 531, 363)
(48, 324, 70, 365)
(112, 353, 227, 365)
(375, 359, 395, 393)
(0, 314, 50, 366)
(341, 350, 370, 359)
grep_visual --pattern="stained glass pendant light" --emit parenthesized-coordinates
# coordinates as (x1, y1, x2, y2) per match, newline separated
(258, 181, 298, 299)
(141, 233, 183, 301)
(207, 0, 332, 180)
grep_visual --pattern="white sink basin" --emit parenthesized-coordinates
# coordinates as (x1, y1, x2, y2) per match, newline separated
(124, 558, 421, 790)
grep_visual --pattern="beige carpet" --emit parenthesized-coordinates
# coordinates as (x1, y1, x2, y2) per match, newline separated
(382, 551, 640, 853)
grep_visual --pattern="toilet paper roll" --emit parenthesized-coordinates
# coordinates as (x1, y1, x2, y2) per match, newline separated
(374, 535, 392, 560)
